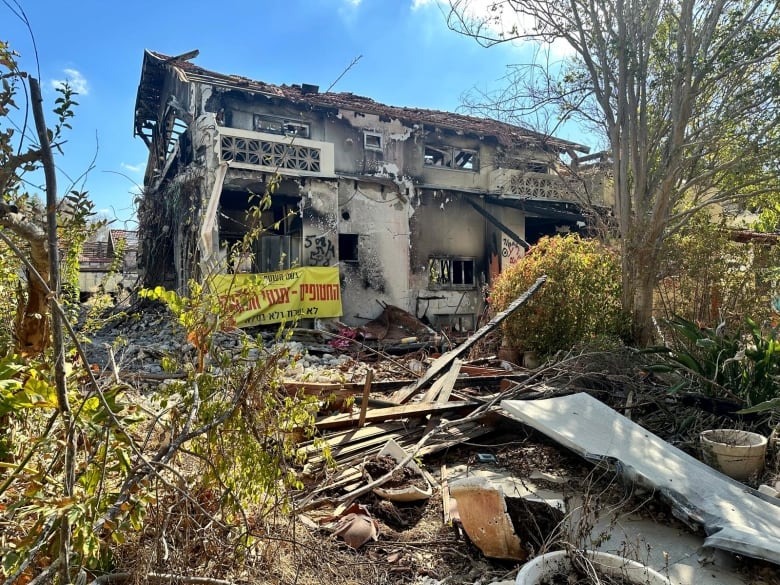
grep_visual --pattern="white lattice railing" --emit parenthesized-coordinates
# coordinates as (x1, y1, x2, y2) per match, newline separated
(218, 128, 335, 176)
(490, 169, 607, 205)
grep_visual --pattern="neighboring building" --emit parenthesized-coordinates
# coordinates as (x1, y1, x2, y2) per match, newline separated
(133, 50, 608, 330)
(78, 230, 139, 299)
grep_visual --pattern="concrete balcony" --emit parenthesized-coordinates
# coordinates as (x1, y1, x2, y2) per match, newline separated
(219, 127, 335, 177)
(489, 168, 608, 206)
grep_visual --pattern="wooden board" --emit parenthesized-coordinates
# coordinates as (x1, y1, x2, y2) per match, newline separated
(315, 400, 478, 430)
(390, 275, 546, 404)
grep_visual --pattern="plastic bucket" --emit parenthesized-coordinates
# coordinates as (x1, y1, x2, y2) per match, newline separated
(515, 550, 671, 585)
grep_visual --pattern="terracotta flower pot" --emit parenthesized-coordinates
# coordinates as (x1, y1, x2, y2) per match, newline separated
(700, 429, 767, 481)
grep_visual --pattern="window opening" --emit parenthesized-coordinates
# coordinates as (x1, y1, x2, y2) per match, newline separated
(453, 148, 477, 170)
(253, 114, 310, 138)
(522, 161, 549, 173)
(424, 145, 479, 172)
(364, 132, 382, 151)
(428, 256, 476, 289)
(339, 234, 359, 263)
(424, 145, 449, 167)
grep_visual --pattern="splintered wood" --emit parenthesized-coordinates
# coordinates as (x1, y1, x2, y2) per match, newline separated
(298, 278, 547, 507)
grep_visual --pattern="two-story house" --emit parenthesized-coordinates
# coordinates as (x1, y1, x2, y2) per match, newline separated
(78, 230, 139, 299)
(133, 50, 607, 330)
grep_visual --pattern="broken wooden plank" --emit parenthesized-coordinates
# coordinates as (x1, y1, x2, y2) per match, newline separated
(315, 400, 478, 430)
(421, 359, 462, 404)
(300, 422, 406, 451)
(435, 359, 462, 404)
(416, 421, 495, 456)
(423, 359, 465, 435)
(304, 426, 421, 468)
(357, 369, 374, 427)
(390, 275, 546, 404)
(441, 463, 451, 524)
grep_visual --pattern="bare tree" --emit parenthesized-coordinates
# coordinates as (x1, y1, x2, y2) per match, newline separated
(447, 0, 780, 344)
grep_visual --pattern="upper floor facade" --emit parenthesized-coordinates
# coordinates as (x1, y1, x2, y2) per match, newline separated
(135, 50, 607, 208)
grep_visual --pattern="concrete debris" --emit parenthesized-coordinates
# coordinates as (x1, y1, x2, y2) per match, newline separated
(448, 477, 527, 561)
(501, 393, 780, 566)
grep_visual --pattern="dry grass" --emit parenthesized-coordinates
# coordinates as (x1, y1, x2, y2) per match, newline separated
(103, 345, 780, 584)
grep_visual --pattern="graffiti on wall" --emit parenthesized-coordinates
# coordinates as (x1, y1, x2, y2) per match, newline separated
(305, 234, 336, 266)
(501, 236, 524, 267)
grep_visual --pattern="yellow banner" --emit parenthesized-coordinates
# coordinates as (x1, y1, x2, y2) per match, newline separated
(212, 266, 342, 327)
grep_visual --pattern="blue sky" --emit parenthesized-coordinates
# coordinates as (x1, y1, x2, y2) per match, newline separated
(4, 0, 587, 228)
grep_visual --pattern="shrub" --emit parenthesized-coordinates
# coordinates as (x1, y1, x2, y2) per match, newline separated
(490, 235, 627, 356)
(656, 211, 780, 333)
(646, 315, 780, 407)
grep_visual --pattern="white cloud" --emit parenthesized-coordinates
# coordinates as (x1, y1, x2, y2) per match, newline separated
(51, 68, 89, 95)
(344, 0, 361, 6)
(121, 162, 144, 173)
(411, 0, 435, 9)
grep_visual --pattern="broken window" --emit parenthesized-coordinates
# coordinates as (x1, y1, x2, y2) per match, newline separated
(522, 161, 549, 173)
(339, 233, 359, 263)
(364, 132, 382, 151)
(428, 256, 476, 290)
(424, 145, 449, 167)
(254, 114, 310, 138)
(424, 145, 479, 172)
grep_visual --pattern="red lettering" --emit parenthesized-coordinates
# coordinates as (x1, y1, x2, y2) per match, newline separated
(262, 287, 290, 306)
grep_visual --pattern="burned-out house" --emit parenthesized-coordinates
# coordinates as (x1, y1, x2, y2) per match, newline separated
(78, 230, 139, 299)
(133, 50, 608, 330)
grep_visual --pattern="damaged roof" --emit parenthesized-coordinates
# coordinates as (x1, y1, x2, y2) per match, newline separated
(134, 49, 588, 153)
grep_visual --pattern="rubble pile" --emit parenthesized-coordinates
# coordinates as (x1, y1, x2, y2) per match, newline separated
(74, 289, 780, 585)
(81, 303, 372, 382)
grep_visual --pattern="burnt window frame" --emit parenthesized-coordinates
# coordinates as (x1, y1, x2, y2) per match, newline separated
(424, 145, 479, 172)
(428, 256, 477, 290)
(363, 131, 383, 152)
(253, 114, 311, 139)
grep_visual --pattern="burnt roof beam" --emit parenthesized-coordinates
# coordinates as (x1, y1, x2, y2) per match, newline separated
(466, 198, 530, 250)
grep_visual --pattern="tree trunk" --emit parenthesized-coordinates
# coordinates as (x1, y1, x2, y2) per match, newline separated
(633, 267, 656, 346)
(15, 239, 50, 356)
(1, 202, 51, 357)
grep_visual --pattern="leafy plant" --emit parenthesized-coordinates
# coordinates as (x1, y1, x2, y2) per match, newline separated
(490, 235, 627, 356)
(656, 211, 780, 334)
(646, 315, 780, 406)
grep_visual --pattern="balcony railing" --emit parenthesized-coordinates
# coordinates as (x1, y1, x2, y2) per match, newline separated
(218, 127, 335, 176)
(489, 169, 608, 206)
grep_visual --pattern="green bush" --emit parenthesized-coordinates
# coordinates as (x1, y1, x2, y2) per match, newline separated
(656, 211, 780, 333)
(490, 235, 627, 356)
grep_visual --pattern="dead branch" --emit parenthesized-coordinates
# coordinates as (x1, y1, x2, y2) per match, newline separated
(91, 572, 235, 585)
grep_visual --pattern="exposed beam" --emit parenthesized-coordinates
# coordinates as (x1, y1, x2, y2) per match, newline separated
(466, 198, 530, 250)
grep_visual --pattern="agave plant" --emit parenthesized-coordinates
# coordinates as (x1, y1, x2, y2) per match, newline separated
(646, 316, 780, 407)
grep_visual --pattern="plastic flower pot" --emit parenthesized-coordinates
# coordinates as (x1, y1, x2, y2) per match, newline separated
(515, 550, 671, 585)
(700, 429, 767, 481)
(368, 439, 432, 502)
